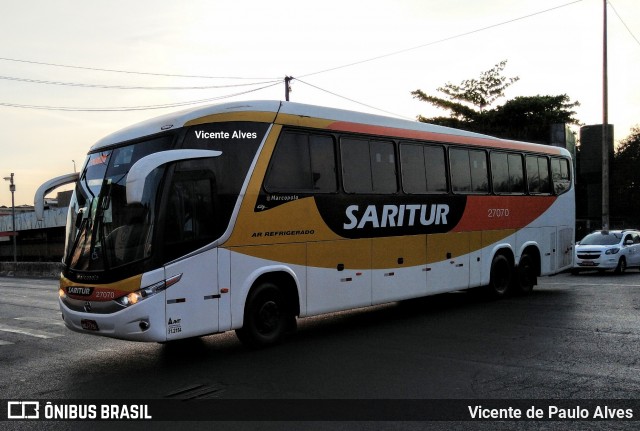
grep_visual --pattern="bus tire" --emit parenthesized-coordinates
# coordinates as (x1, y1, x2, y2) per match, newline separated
(514, 253, 537, 295)
(487, 254, 512, 298)
(236, 282, 288, 348)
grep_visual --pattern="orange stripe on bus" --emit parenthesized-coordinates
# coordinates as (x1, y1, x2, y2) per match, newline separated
(326, 122, 564, 155)
(452, 195, 556, 232)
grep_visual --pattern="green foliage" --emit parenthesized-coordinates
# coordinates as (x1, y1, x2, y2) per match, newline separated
(412, 60, 581, 143)
(612, 127, 640, 224)
(412, 60, 519, 116)
(436, 60, 520, 111)
(483, 95, 580, 142)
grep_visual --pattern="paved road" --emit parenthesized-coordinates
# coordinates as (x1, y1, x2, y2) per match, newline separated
(1, 272, 639, 430)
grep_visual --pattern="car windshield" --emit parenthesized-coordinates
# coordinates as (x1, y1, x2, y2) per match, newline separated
(579, 232, 622, 246)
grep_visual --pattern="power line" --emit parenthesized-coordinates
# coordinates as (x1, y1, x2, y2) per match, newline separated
(0, 81, 282, 112)
(0, 0, 589, 114)
(1, 1, 585, 85)
(298, 0, 584, 79)
(0, 75, 282, 90)
(294, 78, 413, 120)
(0, 56, 279, 80)
(608, 0, 640, 48)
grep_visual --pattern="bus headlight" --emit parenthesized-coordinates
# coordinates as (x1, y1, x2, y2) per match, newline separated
(115, 273, 182, 307)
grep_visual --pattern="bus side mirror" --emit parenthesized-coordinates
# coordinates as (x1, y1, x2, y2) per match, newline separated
(126, 149, 221, 205)
(34, 172, 80, 221)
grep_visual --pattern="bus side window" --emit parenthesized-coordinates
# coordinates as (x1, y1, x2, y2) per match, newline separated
(491, 152, 509, 193)
(551, 157, 571, 195)
(526, 155, 551, 194)
(538, 157, 551, 193)
(400, 143, 446, 194)
(450, 148, 471, 192)
(492, 152, 524, 194)
(265, 132, 336, 193)
(470, 150, 489, 193)
(341, 137, 396, 194)
(451, 148, 488, 194)
(309, 135, 337, 192)
(370, 140, 397, 193)
(508, 153, 524, 193)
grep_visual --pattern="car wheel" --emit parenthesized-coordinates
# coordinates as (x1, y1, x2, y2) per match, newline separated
(614, 257, 627, 274)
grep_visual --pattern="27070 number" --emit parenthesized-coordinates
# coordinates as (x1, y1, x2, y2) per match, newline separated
(488, 208, 510, 218)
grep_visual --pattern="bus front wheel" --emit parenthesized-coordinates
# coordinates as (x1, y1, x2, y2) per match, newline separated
(236, 282, 288, 348)
(487, 254, 512, 298)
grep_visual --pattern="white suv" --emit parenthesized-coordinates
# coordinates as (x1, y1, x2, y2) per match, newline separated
(573, 230, 640, 273)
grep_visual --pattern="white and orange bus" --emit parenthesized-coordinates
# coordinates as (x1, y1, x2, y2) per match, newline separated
(36, 100, 574, 347)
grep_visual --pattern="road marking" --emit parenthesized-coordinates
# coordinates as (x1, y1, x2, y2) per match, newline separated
(0, 339, 14, 346)
(0, 323, 63, 339)
(14, 316, 66, 327)
(543, 282, 640, 287)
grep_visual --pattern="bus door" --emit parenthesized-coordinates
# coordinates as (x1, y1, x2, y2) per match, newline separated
(164, 249, 219, 340)
(558, 227, 574, 270)
(546, 228, 557, 273)
(161, 163, 221, 340)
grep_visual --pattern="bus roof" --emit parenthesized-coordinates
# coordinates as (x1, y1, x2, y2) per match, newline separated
(90, 100, 569, 156)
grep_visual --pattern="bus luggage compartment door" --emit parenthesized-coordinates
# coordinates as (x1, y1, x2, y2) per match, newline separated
(164, 248, 219, 340)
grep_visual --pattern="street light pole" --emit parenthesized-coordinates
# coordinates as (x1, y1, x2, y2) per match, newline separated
(3, 173, 16, 263)
(602, 0, 609, 231)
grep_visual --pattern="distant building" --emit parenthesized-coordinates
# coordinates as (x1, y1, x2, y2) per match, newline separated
(575, 124, 614, 238)
(0, 192, 70, 262)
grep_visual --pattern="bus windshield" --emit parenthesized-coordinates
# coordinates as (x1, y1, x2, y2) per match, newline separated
(65, 136, 173, 272)
(64, 121, 269, 275)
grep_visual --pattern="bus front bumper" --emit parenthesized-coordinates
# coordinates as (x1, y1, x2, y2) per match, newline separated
(59, 292, 167, 342)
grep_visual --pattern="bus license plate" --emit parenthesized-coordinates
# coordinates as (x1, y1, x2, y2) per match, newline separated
(81, 319, 99, 331)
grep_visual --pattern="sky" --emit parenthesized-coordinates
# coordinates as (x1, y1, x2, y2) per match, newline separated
(0, 0, 639, 207)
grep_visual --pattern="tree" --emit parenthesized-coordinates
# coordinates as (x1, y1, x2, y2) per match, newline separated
(412, 60, 519, 125)
(412, 60, 581, 143)
(483, 95, 581, 142)
(611, 127, 640, 226)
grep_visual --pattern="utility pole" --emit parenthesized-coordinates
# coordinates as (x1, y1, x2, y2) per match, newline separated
(3, 173, 16, 263)
(602, 0, 609, 231)
(284, 76, 293, 101)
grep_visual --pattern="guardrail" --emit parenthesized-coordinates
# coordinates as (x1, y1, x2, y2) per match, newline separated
(0, 262, 63, 278)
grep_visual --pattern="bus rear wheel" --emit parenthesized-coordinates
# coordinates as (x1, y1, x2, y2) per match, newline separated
(487, 254, 512, 298)
(514, 253, 537, 295)
(236, 282, 288, 348)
